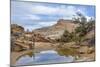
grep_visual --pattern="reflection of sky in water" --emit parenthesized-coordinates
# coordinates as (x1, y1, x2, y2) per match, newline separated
(16, 50, 75, 66)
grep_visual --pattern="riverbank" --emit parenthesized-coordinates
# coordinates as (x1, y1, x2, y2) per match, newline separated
(11, 42, 95, 66)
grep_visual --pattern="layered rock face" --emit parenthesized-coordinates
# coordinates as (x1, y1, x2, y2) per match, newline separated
(11, 19, 95, 52)
(33, 19, 79, 39)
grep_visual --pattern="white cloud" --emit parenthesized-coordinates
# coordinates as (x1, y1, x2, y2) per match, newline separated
(31, 5, 80, 20)
(76, 9, 86, 16)
(24, 21, 57, 31)
(38, 21, 57, 26)
(28, 15, 41, 20)
(12, 1, 88, 20)
(32, 5, 57, 15)
(86, 16, 91, 22)
(17, 14, 41, 21)
(32, 5, 76, 16)
(86, 16, 95, 22)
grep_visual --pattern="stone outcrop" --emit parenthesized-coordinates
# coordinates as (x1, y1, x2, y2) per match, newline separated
(33, 19, 79, 39)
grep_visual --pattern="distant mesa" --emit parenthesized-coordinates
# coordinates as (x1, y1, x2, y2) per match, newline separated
(33, 19, 79, 39)
(56, 19, 73, 26)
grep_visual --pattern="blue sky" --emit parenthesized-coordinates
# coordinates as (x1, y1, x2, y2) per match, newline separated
(11, 0, 95, 31)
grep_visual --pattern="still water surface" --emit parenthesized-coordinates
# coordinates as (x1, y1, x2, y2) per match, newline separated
(16, 50, 75, 66)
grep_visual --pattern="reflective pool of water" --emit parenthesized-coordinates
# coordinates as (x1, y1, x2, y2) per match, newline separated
(16, 50, 75, 66)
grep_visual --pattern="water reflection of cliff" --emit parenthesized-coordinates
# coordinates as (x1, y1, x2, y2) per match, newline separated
(15, 50, 75, 66)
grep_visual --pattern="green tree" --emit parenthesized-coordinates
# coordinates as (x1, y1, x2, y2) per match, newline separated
(60, 30, 71, 42)
(72, 12, 87, 45)
(57, 30, 70, 48)
(72, 11, 87, 25)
